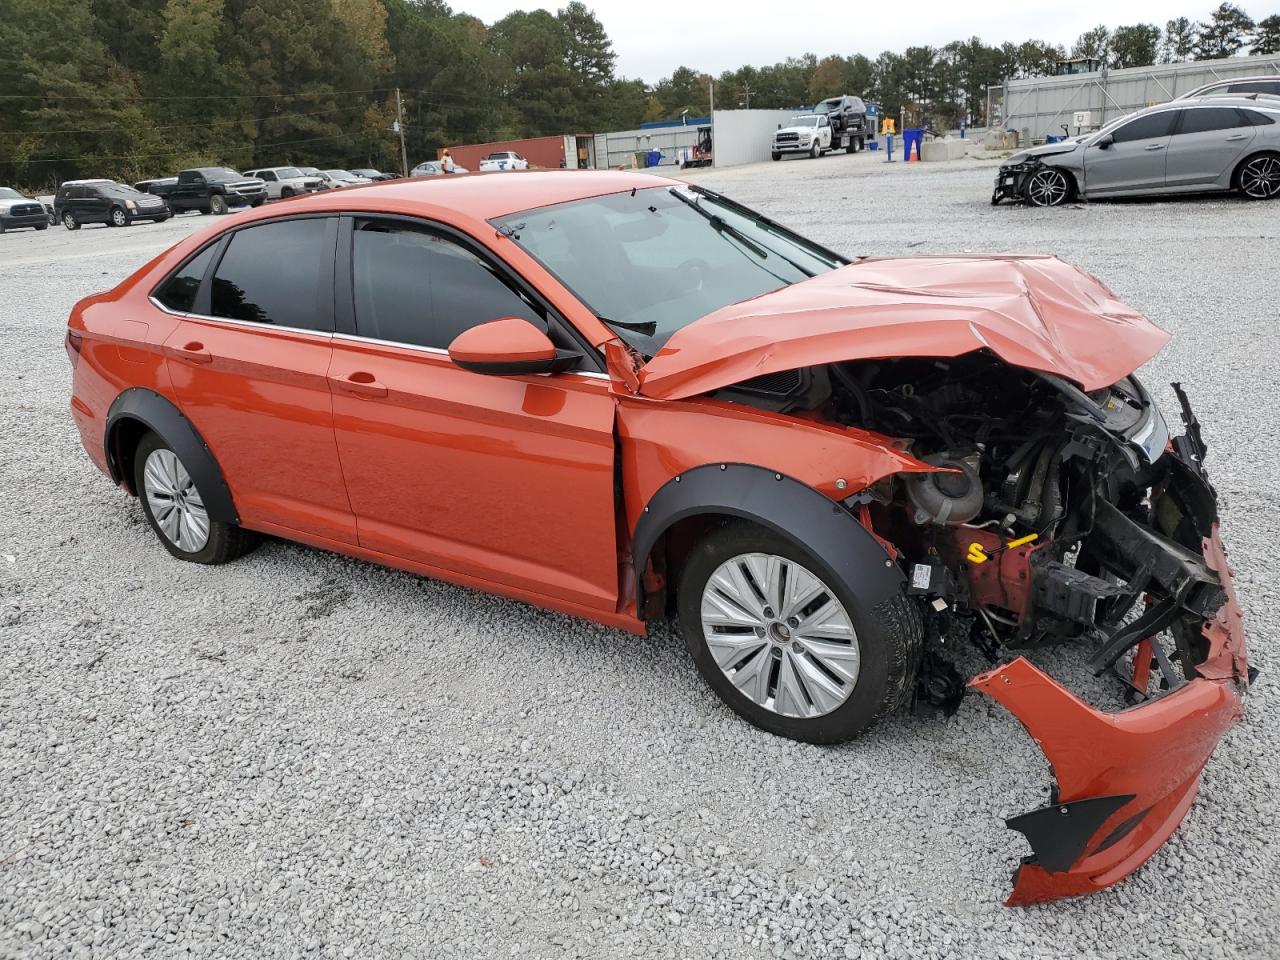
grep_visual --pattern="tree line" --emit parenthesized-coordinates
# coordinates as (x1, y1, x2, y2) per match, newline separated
(0, 0, 1276, 189)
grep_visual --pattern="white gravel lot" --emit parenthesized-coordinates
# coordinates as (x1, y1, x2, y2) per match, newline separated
(1, 155, 1276, 960)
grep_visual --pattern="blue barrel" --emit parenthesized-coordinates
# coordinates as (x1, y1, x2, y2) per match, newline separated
(647, 149, 662, 168)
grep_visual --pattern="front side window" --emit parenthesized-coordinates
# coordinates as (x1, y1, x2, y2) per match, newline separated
(493, 186, 843, 356)
(178, 172, 202, 184)
(351, 219, 544, 350)
(1178, 108, 1248, 134)
(155, 244, 217, 313)
(210, 218, 330, 329)
(1111, 111, 1176, 143)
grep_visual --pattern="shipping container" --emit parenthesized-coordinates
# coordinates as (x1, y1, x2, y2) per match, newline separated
(436, 134, 596, 171)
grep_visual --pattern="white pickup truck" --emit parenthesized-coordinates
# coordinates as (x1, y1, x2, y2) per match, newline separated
(479, 151, 530, 171)
(771, 115, 833, 161)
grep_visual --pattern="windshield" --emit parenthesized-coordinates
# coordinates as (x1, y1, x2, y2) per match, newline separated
(326, 170, 355, 180)
(202, 168, 243, 180)
(102, 184, 143, 197)
(813, 100, 837, 114)
(788, 116, 820, 127)
(0, 187, 24, 200)
(275, 167, 303, 179)
(493, 186, 844, 356)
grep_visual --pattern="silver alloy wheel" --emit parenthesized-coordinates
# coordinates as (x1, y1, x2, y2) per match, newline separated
(1240, 156, 1280, 199)
(700, 552, 860, 719)
(1026, 168, 1070, 206)
(110, 207, 127, 226)
(142, 448, 210, 552)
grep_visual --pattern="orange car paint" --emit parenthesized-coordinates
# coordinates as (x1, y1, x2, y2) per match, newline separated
(66, 172, 1249, 907)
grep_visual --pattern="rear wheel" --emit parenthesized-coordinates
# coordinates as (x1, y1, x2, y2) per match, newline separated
(62, 211, 80, 230)
(1023, 167, 1073, 207)
(133, 431, 256, 565)
(36, 222, 47, 230)
(209, 194, 229, 216)
(1236, 153, 1280, 200)
(677, 522, 921, 744)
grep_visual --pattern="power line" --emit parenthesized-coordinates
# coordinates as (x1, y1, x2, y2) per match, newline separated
(0, 87, 395, 102)
(0, 105, 372, 138)
(0, 131, 372, 166)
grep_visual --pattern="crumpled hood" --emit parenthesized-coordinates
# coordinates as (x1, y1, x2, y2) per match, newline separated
(636, 255, 1170, 400)
(1004, 139, 1085, 165)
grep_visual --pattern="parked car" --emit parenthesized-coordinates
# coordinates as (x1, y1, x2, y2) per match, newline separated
(811, 94, 868, 152)
(143, 168, 267, 215)
(135, 177, 178, 196)
(1178, 75, 1280, 99)
(410, 160, 469, 177)
(295, 167, 331, 189)
(993, 96, 1280, 205)
(319, 169, 373, 188)
(66, 171, 1248, 908)
(54, 179, 171, 230)
(771, 114, 833, 160)
(350, 168, 397, 181)
(478, 151, 529, 171)
(0, 186, 50, 232)
(242, 166, 324, 199)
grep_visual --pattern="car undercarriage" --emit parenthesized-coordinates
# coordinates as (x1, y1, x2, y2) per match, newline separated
(719, 351, 1251, 904)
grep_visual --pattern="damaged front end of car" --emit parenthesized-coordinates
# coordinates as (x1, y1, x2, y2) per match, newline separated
(702, 354, 1250, 904)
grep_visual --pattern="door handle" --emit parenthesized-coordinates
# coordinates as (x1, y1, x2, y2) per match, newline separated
(171, 341, 212, 364)
(1144, 143, 1165, 151)
(1225, 134, 1248, 142)
(330, 371, 388, 398)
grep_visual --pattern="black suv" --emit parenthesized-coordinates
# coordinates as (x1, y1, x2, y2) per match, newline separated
(54, 180, 171, 230)
(813, 95, 868, 152)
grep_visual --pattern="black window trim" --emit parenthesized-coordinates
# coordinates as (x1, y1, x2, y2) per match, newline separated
(1170, 104, 1253, 136)
(148, 212, 339, 336)
(334, 212, 605, 372)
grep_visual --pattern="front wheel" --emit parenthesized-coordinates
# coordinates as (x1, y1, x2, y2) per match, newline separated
(809, 143, 820, 159)
(677, 522, 921, 744)
(209, 194, 229, 216)
(62, 211, 80, 230)
(1023, 167, 1073, 207)
(108, 206, 129, 227)
(133, 432, 256, 565)
(281, 187, 295, 198)
(1236, 153, 1280, 200)
(771, 151, 781, 161)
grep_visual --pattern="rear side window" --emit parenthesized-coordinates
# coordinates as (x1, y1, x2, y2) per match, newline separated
(351, 218, 544, 349)
(155, 245, 217, 313)
(1178, 108, 1248, 134)
(1112, 111, 1175, 142)
(1242, 109, 1277, 126)
(210, 219, 330, 330)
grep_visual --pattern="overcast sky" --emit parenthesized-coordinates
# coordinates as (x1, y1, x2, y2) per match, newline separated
(456, 1, 1275, 82)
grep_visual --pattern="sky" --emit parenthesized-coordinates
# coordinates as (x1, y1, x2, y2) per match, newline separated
(454, 1, 1277, 82)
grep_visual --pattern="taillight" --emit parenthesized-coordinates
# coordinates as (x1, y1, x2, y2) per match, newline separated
(65, 329, 83, 367)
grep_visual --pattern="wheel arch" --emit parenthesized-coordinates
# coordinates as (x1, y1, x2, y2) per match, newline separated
(631, 463, 905, 620)
(104, 388, 239, 523)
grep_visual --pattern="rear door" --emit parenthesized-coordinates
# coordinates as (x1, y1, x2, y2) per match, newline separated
(158, 215, 356, 543)
(326, 214, 619, 612)
(1164, 107, 1256, 187)
(1083, 110, 1177, 195)
(171, 171, 205, 210)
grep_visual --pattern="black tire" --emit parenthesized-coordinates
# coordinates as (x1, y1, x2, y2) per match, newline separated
(36, 222, 47, 230)
(209, 194, 229, 216)
(132, 431, 257, 565)
(677, 521, 922, 744)
(281, 187, 295, 198)
(108, 206, 129, 228)
(845, 138, 856, 154)
(771, 152, 781, 161)
(1234, 152, 1280, 200)
(155, 214, 171, 223)
(250, 198, 265, 208)
(1022, 167, 1074, 207)
(809, 143, 820, 159)
(62, 211, 80, 231)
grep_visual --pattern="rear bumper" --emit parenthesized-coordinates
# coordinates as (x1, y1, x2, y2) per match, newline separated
(971, 524, 1249, 906)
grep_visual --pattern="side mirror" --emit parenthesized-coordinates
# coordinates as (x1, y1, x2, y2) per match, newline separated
(448, 317, 572, 375)
(1095, 134, 1114, 150)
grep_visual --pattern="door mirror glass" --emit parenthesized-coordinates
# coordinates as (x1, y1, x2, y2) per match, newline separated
(448, 317, 560, 375)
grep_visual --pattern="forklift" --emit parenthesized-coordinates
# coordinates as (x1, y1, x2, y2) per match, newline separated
(680, 126, 713, 169)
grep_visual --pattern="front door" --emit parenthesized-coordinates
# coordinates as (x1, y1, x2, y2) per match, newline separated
(1164, 106, 1256, 188)
(1084, 109, 1177, 196)
(158, 215, 356, 544)
(326, 215, 619, 612)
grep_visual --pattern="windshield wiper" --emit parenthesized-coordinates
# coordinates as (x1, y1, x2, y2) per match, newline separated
(667, 188, 816, 278)
(598, 316, 657, 336)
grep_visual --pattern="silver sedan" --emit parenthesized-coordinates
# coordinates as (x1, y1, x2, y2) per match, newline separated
(993, 96, 1280, 206)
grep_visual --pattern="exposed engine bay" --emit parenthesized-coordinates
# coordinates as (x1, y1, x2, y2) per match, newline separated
(718, 351, 1238, 711)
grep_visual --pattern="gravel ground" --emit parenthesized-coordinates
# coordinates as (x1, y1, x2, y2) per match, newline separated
(1, 157, 1276, 960)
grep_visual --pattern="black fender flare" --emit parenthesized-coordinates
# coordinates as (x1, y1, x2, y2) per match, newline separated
(631, 463, 905, 610)
(105, 387, 239, 524)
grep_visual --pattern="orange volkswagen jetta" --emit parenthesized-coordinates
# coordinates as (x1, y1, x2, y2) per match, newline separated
(66, 171, 1249, 905)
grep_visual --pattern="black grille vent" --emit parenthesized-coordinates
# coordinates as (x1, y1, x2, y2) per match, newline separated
(9, 203, 41, 216)
(739, 369, 803, 396)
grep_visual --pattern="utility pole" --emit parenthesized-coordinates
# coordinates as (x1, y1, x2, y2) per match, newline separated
(742, 83, 752, 109)
(395, 87, 409, 178)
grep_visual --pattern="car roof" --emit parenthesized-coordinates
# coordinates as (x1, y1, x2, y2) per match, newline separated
(1179, 75, 1280, 97)
(60, 179, 113, 186)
